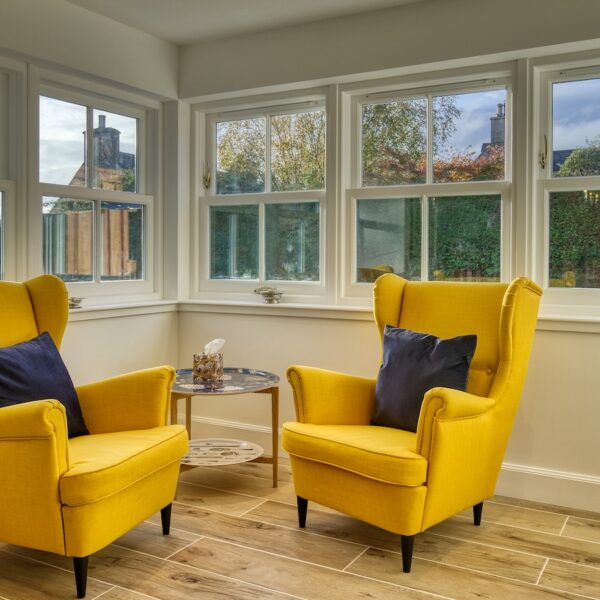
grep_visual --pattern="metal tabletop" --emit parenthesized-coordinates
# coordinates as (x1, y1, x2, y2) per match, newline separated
(173, 367, 280, 396)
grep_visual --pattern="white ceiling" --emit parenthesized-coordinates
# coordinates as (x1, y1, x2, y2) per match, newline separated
(65, 0, 426, 46)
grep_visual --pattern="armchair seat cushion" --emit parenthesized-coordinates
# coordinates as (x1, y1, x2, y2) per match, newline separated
(60, 425, 188, 506)
(282, 423, 427, 486)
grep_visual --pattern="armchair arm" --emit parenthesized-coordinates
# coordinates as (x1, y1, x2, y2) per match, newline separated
(76, 365, 176, 434)
(0, 400, 69, 553)
(287, 365, 376, 425)
(416, 387, 498, 530)
(416, 386, 495, 459)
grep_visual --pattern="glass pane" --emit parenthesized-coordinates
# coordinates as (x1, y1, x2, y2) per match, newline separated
(553, 78, 600, 177)
(101, 202, 144, 280)
(433, 90, 506, 182)
(265, 202, 320, 281)
(356, 198, 421, 283)
(549, 191, 600, 288)
(93, 110, 137, 192)
(271, 111, 326, 191)
(216, 118, 265, 194)
(361, 99, 427, 186)
(210, 205, 258, 279)
(0, 73, 9, 180)
(39, 96, 86, 186)
(43, 196, 94, 282)
(428, 195, 501, 281)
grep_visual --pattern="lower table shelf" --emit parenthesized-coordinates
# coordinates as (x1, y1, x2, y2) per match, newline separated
(181, 438, 264, 467)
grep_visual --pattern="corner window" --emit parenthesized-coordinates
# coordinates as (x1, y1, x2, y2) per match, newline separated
(0, 62, 20, 282)
(35, 77, 156, 298)
(537, 69, 600, 293)
(198, 102, 326, 298)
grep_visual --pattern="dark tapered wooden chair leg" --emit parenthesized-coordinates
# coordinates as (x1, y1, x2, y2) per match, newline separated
(73, 556, 89, 599)
(161, 503, 172, 535)
(473, 501, 483, 526)
(400, 535, 414, 573)
(297, 496, 308, 528)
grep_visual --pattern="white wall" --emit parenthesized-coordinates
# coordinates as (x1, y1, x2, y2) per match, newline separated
(62, 309, 178, 385)
(499, 328, 600, 510)
(177, 309, 600, 512)
(180, 0, 600, 99)
(0, 0, 178, 98)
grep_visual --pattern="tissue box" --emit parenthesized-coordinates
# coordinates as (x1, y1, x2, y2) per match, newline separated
(193, 352, 224, 384)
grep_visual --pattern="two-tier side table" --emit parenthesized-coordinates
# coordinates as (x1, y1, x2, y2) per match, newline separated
(170, 367, 280, 487)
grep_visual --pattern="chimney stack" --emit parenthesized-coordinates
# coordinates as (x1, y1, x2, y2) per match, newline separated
(490, 103, 505, 146)
(93, 115, 120, 169)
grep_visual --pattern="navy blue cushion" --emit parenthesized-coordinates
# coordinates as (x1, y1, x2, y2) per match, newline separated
(372, 325, 477, 432)
(0, 332, 88, 438)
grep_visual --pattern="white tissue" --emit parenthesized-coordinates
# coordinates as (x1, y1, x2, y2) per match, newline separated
(204, 338, 225, 354)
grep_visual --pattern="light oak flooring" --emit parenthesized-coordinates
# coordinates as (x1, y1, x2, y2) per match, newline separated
(0, 459, 598, 600)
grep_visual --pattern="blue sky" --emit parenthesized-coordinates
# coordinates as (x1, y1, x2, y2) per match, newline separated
(553, 78, 600, 151)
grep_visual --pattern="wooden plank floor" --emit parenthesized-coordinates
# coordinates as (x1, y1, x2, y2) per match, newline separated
(1, 459, 598, 600)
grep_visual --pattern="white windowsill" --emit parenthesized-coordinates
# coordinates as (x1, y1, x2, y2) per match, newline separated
(68, 298, 600, 332)
(178, 300, 374, 321)
(68, 300, 178, 322)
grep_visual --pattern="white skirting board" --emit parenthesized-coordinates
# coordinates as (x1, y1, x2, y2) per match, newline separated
(496, 462, 600, 513)
(182, 414, 600, 513)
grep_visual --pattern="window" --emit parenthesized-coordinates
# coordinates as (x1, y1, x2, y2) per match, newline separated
(0, 191, 3, 278)
(34, 73, 157, 299)
(0, 70, 8, 278)
(198, 102, 326, 298)
(537, 69, 600, 296)
(0, 60, 21, 282)
(347, 82, 510, 298)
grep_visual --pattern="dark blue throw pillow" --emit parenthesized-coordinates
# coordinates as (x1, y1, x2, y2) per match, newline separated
(0, 332, 88, 438)
(372, 325, 477, 432)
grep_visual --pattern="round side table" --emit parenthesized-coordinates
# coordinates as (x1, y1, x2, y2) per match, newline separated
(170, 367, 280, 487)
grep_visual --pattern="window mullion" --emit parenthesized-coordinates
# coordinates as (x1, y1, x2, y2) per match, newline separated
(258, 202, 265, 281)
(86, 106, 93, 189)
(426, 95, 434, 184)
(420, 194, 429, 281)
(265, 115, 271, 193)
(95, 199, 101, 283)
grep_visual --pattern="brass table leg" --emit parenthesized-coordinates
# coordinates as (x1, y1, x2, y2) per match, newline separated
(271, 386, 279, 488)
(185, 397, 192, 438)
(170, 393, 192, 439)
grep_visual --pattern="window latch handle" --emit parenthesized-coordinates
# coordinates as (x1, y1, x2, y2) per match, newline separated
(203, 164, 211, 189)
(539, 134, 548, 170)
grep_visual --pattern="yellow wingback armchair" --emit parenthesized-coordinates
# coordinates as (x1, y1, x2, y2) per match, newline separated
(282, 275, 542, 572)
(0, 275, 188, 597)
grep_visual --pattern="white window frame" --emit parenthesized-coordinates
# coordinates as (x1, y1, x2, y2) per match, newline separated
(0, 181, 17, 280)
(340, 73, 514, 304)
(28, 67, 162, 302)
(533, 60, 600, 315)
(0, 56, 25, 282)
(192, 94, 330, 303)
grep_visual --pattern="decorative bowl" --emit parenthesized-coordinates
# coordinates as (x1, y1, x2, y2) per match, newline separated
(68, 297, 83, 309)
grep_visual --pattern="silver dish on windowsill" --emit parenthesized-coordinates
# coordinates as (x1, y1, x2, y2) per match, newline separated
(254, 286, 283, 304)
(68, 297, 84, 309)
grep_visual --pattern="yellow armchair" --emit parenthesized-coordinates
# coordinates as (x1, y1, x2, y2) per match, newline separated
(282, 274, 542, 572)
(0, 275, 188, 597)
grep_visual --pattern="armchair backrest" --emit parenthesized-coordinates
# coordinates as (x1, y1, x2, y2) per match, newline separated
(373, 274, 542, 419)
(0, 275, 69, 349)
